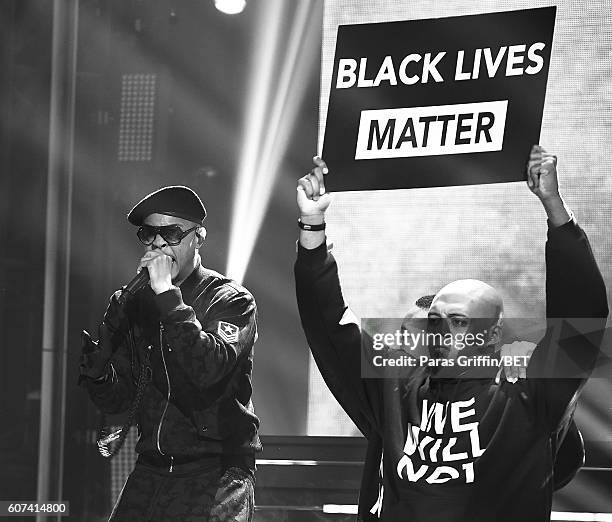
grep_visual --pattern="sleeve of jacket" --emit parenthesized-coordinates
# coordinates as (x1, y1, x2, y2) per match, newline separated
(295, 241, 383, 438)
(527, 219, 609, 428)
(80, 290, 137, 414)
(153, 281, 257, 390)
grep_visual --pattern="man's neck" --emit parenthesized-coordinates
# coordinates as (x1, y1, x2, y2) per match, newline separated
(173, 252, 201, 288)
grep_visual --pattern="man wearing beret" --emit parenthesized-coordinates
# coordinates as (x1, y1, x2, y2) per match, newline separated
(79, 185, 260, 521)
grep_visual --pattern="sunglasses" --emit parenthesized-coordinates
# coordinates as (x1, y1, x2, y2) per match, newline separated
(137, 224, 198, 246)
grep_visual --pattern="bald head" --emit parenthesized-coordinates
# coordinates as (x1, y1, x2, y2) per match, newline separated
(431, 279, 503, 322)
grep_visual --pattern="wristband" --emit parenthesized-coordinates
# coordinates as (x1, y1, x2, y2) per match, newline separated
(298, 218, 326, 231)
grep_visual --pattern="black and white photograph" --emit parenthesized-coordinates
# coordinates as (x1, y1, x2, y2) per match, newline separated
(0, 0, 610, 520)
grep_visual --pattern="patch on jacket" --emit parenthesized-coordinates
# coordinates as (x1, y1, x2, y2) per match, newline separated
(217, 321, 240, 343)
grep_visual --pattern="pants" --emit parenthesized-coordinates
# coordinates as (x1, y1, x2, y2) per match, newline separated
(109, 463, 255, 522)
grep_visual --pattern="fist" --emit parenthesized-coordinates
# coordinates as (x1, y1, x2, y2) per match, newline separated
(297, 156, 333, 218)
(526, 145, 560, 202)
(140, 250, 174, 294)
(500, 340, 535, 383)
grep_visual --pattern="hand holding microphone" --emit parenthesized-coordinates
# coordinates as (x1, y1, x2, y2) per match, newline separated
(118, 250, 175, 303)
(138, 251, 175, 295)
(81, 253, 166, 380)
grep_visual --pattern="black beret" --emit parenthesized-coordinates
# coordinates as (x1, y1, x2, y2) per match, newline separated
(127, 185, 207, 226)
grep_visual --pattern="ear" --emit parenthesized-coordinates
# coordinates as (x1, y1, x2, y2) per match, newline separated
(488, 315, 503, 348)
(488, 325, 501, 347)
(196, 226, 207, 248)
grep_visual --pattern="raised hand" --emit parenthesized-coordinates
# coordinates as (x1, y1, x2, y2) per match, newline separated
(139, 250, 174, 294)
(526, 144, 571, 227)
(526, 145, 559, 202)
(297, 156, 333, 219)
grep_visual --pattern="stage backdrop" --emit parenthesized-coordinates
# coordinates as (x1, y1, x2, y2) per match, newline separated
(308, 0, 612, 442)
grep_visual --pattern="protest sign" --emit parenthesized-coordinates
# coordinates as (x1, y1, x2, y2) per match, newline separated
(322, 7, 556, 191)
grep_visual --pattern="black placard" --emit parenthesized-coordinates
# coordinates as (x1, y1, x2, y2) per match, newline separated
(322, 7, 556, 191)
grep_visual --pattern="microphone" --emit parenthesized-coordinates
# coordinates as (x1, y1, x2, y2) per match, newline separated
(118, 268, 149, 304)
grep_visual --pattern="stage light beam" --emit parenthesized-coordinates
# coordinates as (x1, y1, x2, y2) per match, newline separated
(227, 0, 319, 283)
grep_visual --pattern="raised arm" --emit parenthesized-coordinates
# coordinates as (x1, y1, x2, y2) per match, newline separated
(526, 145, 609, 426)
(295, 157, 383, 438)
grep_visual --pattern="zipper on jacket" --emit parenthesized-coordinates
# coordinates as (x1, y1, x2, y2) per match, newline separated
(156, 322, 172, 472)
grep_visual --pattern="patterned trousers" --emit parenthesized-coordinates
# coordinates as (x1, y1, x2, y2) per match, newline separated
(109, 463, 255, 522)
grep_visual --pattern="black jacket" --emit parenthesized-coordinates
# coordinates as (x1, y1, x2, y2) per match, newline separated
(295, 219, 608, 521)
(83, 261, 261, 467)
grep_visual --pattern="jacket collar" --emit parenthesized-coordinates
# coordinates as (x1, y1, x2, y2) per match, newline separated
(178, 258, 205, 305)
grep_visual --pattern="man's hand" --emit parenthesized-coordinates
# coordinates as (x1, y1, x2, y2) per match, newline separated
(79, 322, 114, 380)
(526, 145, 560, 201)
(140, 250, 174, 294)
(526, 145, 571, 227)
(297, 156, 332, 250)
(297, 156, 332, 220)
(500, 340, 535, 383)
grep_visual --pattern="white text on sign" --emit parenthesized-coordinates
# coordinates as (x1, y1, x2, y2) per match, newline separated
(336, 43, 545, 88)
(354, 101, 508, 160)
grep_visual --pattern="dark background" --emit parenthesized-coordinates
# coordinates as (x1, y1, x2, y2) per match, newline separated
(0, 0, 321, 517)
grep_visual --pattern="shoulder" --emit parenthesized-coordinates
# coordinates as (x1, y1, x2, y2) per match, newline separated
(196, 267, 256, 309)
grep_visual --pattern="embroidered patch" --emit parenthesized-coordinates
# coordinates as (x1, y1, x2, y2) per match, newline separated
(217, 321, 240, 343)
